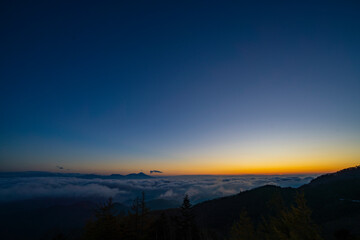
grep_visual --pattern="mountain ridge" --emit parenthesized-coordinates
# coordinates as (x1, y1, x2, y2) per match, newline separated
(185, 165, 360, 239)
(0, 166, 359, 239)
(0, 171, 153, 179)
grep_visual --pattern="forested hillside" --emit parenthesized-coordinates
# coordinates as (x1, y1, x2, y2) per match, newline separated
(1, 166, 359, 240)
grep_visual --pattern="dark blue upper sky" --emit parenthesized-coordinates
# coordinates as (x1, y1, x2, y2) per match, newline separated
(1, 1, 359, 174)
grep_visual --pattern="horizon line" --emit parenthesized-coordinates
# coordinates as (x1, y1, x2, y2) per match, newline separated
(0, 169, 337, 176)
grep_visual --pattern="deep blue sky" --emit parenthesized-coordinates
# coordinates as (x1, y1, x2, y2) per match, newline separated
(1, 1, 359, 174)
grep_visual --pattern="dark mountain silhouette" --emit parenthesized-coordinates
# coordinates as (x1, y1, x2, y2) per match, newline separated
(299, 166, 360, 239)
(79, 172, 153, 179)
(187, 166, 360, 239)
(123, 172, 152, 179)
(0, 197, 178, 239)
(0, 171, 153, 179)
(190, 185, 295, 236)
(0, 171, 81, 178)
(0, 166, 359, 239)
(146, 199, 181, 210)
(306, 165, 360, 185)
(0, 197, 98, 239)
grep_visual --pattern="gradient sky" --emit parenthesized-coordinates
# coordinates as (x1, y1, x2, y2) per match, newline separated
(1, 1, 359, 175)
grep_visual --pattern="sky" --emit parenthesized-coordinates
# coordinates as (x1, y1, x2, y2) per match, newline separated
(0, 1, 359, 175)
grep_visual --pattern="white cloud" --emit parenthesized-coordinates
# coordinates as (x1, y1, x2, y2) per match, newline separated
(159, 189, 176, 198)
(0, 174, 317, 204)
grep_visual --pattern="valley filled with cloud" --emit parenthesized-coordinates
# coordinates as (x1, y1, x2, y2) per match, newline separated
(0, 174, 316, 206)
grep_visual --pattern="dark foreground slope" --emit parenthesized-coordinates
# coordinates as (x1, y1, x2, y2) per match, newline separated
(191, 166, 360, 239)
(0, 166, 359, 240)
(300, 166, 360, 239)
(193, 185, 296, 236)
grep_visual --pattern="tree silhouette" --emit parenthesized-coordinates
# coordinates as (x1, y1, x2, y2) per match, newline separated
(140, 191, 150, 235)
(334, 228, 354, 240)
(229, 210, 256, 240)
(175, 194, 199, 240)
(120, 191, 153, 240)
(83, 197, 122, 240)
(229, 192, 324, 240)
(267, 191, 323, 240)
(150, 212, 172, 240)
(52, 233, 67, 240)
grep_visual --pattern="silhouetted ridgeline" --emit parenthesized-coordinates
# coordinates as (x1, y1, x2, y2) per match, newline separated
(0, 166, 359, 240)
(0, 171, 153, 179)
(307, 166, 360, 185)
(191, 165, 360, 239)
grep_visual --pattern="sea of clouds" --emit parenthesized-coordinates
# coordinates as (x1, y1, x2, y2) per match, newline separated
(0, 175, 317, 205)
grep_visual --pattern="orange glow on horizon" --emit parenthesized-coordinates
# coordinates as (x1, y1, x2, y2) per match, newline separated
(158, 164, 357, 176)
(67, 156, 359, 176)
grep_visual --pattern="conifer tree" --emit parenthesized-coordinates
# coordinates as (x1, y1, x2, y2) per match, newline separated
(269, 192, 323, 240)
(176, 194, 198, 240)
(140, 191, 149, 235)
(151, 212, 171, 240)
(83, 197, 122, 240)
(229, 210, 256, 240)
(131, 196, 140, 233)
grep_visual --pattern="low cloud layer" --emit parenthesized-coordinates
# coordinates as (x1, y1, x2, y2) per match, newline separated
(0, 174, 316, 205)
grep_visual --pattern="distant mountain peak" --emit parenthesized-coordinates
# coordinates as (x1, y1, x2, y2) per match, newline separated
(0, 171, 152, 179)
(124, 172, 152, 179)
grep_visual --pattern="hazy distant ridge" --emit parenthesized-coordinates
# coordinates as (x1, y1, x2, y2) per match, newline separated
(0, 171, 152, 179)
